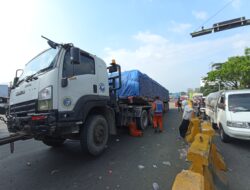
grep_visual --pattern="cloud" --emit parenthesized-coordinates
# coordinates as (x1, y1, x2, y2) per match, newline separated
(192, 11, 208, 20)
(169, 21, 192, 33)
(133, 31, 168, 44)
(103, 31, 250, 92)
(0, 0, 43, 84)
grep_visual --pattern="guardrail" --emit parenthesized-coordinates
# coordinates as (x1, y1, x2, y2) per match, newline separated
(172, 118, 227, 190)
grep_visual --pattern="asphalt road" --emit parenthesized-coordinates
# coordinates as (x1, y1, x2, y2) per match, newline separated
(0, 106, 189, 190)
(0, 105, 250, 190)
(215, 135, 250, 190)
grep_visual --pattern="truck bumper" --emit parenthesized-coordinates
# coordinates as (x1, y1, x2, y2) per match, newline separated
(7, 112, 79, 137)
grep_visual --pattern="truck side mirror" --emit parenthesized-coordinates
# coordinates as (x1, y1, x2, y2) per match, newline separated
(12, 69, 23, 88)
(70, 47, 80, 64)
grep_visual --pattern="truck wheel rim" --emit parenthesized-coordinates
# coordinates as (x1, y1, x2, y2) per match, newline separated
(94, 124, 105, 145)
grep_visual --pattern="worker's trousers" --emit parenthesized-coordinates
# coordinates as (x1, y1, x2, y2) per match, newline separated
(179, 119, 190, 138)
(153, 115, 163, 131)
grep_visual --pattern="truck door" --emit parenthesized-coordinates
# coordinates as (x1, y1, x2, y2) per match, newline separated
(217, 94, 226, 128)
(58, 50, 97, 112)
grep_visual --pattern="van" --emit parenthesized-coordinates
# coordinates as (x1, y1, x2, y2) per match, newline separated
(216, 89, 250, 142)
(205, 91, 223, 127)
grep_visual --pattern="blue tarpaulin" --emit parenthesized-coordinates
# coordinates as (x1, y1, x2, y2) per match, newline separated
(117, 70, 169, 102)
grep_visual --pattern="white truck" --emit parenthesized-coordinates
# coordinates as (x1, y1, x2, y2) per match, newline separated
(0, 37, 168, 155)
(206, 90, 250, 142)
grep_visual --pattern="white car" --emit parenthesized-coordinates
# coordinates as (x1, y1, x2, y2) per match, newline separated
(216, 89, 250, 142)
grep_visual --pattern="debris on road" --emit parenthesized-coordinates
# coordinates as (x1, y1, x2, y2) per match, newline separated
(116, 138, 120, 142)
(50, 169, 59, 175)
(108, 169, 113, 175)
(26, 162, 31, 166)
(152, 182, 160, 190)
(162, 161, 171, 166)
(153, 164, 157, 168)
(178, 148, 188, 160)
(138, 165, 145, 169)
(98, 176, 103, 180)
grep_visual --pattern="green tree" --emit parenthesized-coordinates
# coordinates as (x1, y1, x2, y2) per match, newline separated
(204, 47, 250, 89)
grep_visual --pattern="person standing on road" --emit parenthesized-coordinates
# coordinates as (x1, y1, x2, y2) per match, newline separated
(152, 96, 164, 133)
(177, 97, 182, 112)
(179, 100, 193, 138)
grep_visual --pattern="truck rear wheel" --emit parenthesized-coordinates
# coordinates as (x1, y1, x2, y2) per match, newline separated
(42, 137, 65, 147)
(80, 115, 109, 156)
(137, 110, 148, 130)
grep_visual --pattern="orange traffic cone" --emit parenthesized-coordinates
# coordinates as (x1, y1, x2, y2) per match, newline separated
(128, 121, 143, 137)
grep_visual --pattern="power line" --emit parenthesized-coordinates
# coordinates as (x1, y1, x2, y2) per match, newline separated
(194, 0, 235, 32)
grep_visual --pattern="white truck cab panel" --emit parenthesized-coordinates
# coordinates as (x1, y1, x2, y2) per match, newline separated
(57, 49, 108, 112)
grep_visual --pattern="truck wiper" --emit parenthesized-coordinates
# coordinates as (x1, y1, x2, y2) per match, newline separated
(25, 65, 53, 82)
(14, 66, 53, 87)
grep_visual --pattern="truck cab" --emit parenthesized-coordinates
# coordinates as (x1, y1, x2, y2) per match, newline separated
(8, 41, 117, 156)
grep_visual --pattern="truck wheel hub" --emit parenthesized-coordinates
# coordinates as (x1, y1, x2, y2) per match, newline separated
(94, 125, 105, 145)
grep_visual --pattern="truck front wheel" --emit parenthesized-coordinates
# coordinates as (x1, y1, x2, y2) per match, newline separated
(42, 137, 65, 147)
(80, 115, 109, 156)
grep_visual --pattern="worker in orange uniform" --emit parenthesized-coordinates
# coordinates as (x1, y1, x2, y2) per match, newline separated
(152, 96, 164, 133)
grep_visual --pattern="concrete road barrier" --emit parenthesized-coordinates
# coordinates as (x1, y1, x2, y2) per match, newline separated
(172, 170, 204, 190)
(172, 119, 227, 190)
(185, 117, 200, 143)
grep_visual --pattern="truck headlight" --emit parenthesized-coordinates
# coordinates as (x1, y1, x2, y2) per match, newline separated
(38, 86, 52, 111)
(227, 121, 248, 128)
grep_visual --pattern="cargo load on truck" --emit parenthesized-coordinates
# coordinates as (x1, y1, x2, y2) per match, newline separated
(117, 70, 169, 103)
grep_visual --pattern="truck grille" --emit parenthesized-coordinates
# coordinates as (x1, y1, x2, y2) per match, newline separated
(10, 100, 37, 117)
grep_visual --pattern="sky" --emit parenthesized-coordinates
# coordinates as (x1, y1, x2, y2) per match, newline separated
(0, 0, 250, 92)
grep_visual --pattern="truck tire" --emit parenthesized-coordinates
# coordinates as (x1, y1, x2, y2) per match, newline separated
(80, 115, 109, 156)
(220, 126, 230, 143)
(42, 137, 65, 147)
(137, 110, 149, 130)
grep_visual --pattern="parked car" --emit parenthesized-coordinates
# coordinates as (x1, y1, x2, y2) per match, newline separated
(206, 89, 250, 142)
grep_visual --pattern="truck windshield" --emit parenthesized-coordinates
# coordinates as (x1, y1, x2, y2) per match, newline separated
(228, 93, 250, 112)
(19, 48, 59, 81)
